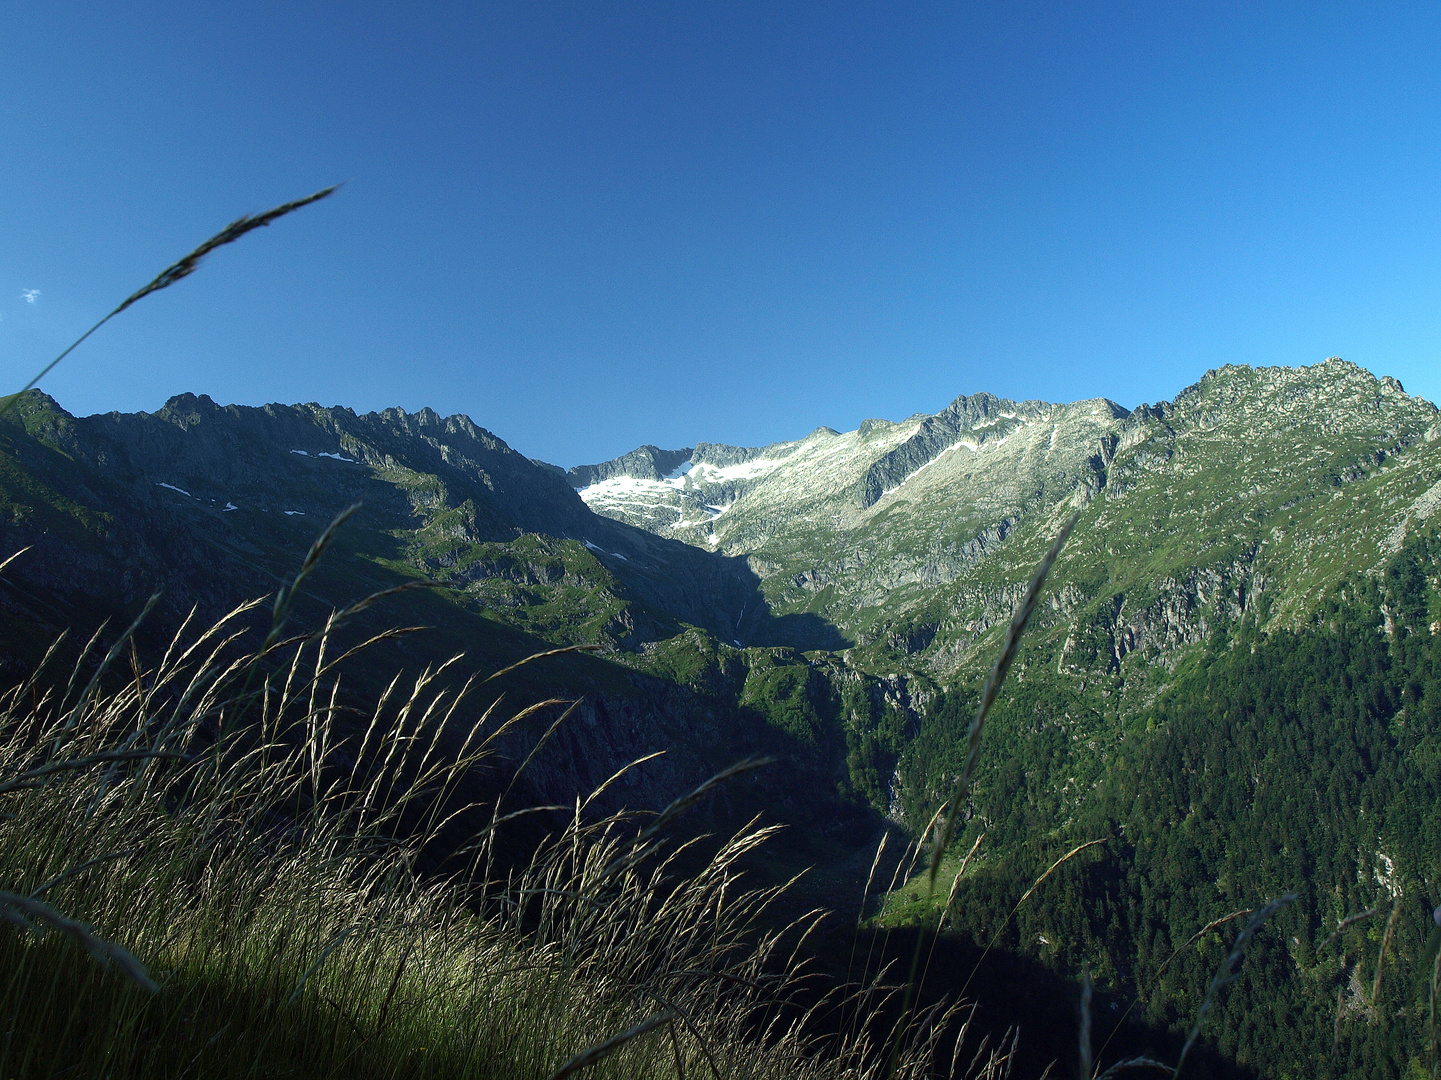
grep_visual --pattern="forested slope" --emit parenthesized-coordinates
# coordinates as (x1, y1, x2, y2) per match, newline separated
(886, 527, 1441, 1078)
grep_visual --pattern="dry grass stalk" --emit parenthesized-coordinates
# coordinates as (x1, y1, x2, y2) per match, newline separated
(0, 578, 1011, 1080)
(885, 521, 1076, 1080)
(1321, 907, 1378, 952)
(1093, 1055, 1172, 1078)
(1174, 894, 1297, 1078)
(916, 832, 985, 996)
(0, 890, 157, 993)
(1370, 894, 1404, 1007)
(1429, 945, 1441, 1078)
(957, 837, 1107, 1000)
(928, 512, 1078, 891)
(4, 186, 339, 412)
(546, 1010, 679, 1079)
(1092, 907, 1252, 1069)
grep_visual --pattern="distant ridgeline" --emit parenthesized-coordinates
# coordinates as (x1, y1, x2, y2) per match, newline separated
(2, 357, 1440, 1075)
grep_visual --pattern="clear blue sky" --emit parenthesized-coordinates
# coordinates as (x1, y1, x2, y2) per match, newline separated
(3, 3, 1439, 467)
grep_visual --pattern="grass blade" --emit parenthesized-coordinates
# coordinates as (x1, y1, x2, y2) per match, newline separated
(1174, 893, 1297, 1077)
(4, 186, 340, 413)
(0, 891, 158, 993)
(546, 1010, 677, 1080)
(928, 512, 1078, 891)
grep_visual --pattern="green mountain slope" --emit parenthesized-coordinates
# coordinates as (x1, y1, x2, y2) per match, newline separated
(567, 357, 1441, 1075)
(6, 359, 1441, 1076)
(881, 530, 1441, 1078)
(0, 390, 900, 841)
(576, 358, 1440, 717)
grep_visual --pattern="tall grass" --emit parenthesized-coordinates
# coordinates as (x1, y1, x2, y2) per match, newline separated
(0, 586, 1014, 1078)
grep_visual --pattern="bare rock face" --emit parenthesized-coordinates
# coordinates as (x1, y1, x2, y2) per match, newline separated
(566, 445, 695, 489)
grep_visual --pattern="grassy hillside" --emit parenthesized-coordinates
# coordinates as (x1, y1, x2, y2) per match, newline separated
(0, 590, 1025, 1079)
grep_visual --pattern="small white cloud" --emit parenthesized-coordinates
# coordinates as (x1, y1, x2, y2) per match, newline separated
(21, 289, 39, 304)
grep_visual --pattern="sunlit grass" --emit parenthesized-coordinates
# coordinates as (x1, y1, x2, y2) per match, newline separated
(0, 584, 1013, 1079)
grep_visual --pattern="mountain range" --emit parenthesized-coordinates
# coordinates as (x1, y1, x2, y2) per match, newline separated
(3, 356, 1440, 1076)
(571, 357, 1439, 674)
(3, 356, 1439, 822)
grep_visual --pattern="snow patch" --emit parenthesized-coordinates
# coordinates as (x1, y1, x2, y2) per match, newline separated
(973, 411, 1020, 429)
(157, 483, 192, 497)
(292, 449, 356, 462)
(588, 497, 682, 510)
(577, 458, 781, 505)
(223, 502, 238, 512)
(284, 510, 305, 516)
(689, 458, 781, 482)
(580, 540, 627, 560)
(579, 475, 679, 500)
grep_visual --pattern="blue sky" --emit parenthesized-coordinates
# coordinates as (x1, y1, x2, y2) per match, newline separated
(3, 3, 1439, 466)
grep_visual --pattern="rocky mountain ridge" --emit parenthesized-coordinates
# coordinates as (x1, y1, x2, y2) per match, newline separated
(571, 359, 1441, 691)
(2, 358, 1438, 829)
(0, 390, 778, 649)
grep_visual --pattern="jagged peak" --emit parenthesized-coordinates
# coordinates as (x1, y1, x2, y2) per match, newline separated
(160, 392, 220, 411)
(692, 442, 784, 468)
(1167, 358, 1436, 416)
(568, 444, 697, 488)
(931, 390, 1128, 431)
(857, 417, 903, 438)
